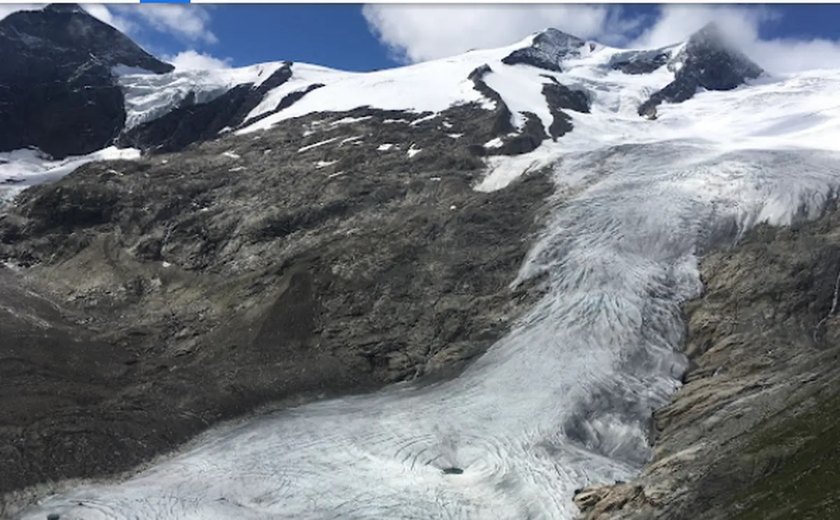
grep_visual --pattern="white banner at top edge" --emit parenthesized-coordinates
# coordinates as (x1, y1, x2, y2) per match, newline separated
(187, 0, 840, 3)
(26, 0, 840, 4)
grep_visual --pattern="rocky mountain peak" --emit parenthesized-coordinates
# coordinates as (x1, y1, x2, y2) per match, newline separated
(0, 3, 174, 158)
(0, 3, 173, 74)
(678, 22, 763, 80)
(533, 28, 586, 49)
(686, 22, 730, 50)
(42, 3, 86, 14)
(502, 27, 587, 72)
(638, 21, 763, 117)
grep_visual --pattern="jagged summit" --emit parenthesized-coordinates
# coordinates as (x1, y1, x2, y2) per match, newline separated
(679, 22, 763, 79)
(638, 22, 763, 116)
(0, 3, 172, 74)
(533, 27, 586, 48)
(502, 28, 587, 72)
(0, 3, 173, 158)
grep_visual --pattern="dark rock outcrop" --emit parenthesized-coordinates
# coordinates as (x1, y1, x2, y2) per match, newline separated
(542, 82, 590, 139)
(119, 64, 295, 153)
(0, 4, 172, 158)
(609, 48, 672, 75)
(468, 64, 516, 136)
(498, 112, 547, 155)
(638, 23, 763, 115)
(237, 82, 325, 130)
(502, 28, 586, 72)
(467, 64, 582, 154)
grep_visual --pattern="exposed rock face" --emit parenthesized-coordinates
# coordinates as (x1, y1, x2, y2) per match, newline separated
(638, 23, 763, 115)
(609, 48, 671, 75)
(468, 64, 517, 136)
(119, 64, 296, 153)
(575, 203, 840, 519)
(502, 28, 586, 72)
(0, 106, 551, 498)
(542, 81, 590, 139)
(467, 65, 587, 152)
(0, 4, 172, 158)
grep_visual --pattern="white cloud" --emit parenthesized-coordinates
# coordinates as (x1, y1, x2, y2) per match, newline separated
(82, 4, 136, 35)
(363, 5, 629, 63)
(630, 6, 773, 49)
(165, 50, 230, 71)
(632, 5, 840, 74)
(363, 4, 840, 75)
(121, 5, 217, 45)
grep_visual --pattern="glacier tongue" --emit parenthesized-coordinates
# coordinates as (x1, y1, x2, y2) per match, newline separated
(18, 70, 840, 519)
(12, 28, 840, 520)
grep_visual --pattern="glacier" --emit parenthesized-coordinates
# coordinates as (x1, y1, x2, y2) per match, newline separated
(11, 33, 840, 520)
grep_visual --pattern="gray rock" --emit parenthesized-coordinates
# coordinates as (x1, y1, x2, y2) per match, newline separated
(542, 82, 590, 139)
(609, 48, 671, 75)
(502, 28, 587, 72)
(638, 23, 763, 116)
(0, 4, 172, 158)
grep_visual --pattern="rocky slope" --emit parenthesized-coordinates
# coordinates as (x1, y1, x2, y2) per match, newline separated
(0, 100, 557, 500)
(575, 203, 840, 519)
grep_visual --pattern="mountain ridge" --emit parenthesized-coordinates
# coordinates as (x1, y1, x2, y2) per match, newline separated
(1, 7, 764, 165)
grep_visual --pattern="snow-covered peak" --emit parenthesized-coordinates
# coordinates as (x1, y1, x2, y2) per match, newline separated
(501, 28, 589, 72)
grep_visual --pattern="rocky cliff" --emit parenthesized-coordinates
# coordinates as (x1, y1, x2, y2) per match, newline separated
(0, 4, 172, 158)
(575, 203, 840, 519)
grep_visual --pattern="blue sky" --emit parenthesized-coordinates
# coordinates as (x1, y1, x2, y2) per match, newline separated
(5, 4, 840, 73)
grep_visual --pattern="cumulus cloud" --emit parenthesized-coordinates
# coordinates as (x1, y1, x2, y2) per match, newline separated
(121, 5, 217, 45)
(633, 5, 840, 74)
(165, 50, 231, 71)
(364, 4, 840, 74)
(362, 5, 639, 63)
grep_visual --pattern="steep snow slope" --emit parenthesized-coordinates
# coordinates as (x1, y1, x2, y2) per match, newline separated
(119, 62, 286, 130)
(14, 35, 840, 520)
